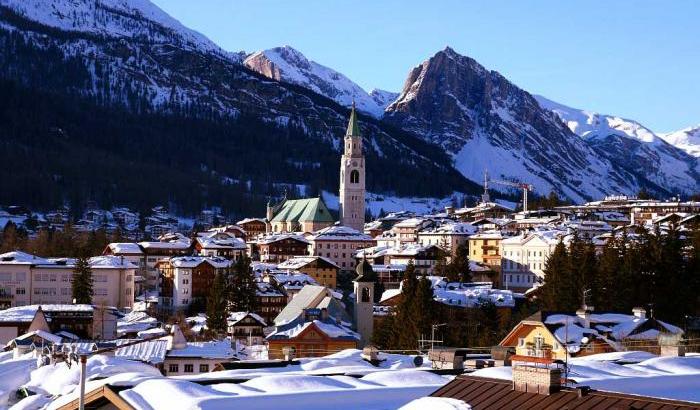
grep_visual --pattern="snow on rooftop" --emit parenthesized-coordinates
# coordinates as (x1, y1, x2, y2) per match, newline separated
(170, 256, 231, 269)
(277, 255, 340, 270)
(399, 397, 472, 410)
(228, 311, 267, 327)
(0, 251, 50, 264)
(167, 339, 237, 359)
(310, 225, 374, 241)
(115, 339, 169, 364)
(472, 352, 700, 403)
(268, 320, 359, 341)
(0, 304, 94, 323)
(107, 242, 143, 254)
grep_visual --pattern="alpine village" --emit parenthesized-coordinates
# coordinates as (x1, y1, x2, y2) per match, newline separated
(0, 1, 699, 409)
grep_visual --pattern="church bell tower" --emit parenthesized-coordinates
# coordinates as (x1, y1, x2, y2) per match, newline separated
(339, 102, 366, 232)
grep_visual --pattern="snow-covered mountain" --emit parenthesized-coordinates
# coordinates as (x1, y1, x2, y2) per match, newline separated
(0, 0, 474, 207)
(660, 125, 700, 158)
(243, 46, 395, 118)
(535, 95, 699, 195)
(0, 0, 695, 205)
(382, 47, 662, 202)
(0, 0, 242, 60)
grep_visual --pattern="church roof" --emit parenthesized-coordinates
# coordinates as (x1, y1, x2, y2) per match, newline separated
(270, 197, 334, 223)
(346, 102, 361, 137)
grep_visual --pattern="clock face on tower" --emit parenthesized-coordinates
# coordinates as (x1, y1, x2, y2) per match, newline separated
(352, 161, 358, 167)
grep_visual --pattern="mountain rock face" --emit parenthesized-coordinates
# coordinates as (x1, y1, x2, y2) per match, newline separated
(661, 125, 700, 158)
(383, 47, 653, 202)
(0, 0, 474, 213)
(0, 0, 695, 208)
(536, 96, 699, 195)
(244, 46, 394, 117)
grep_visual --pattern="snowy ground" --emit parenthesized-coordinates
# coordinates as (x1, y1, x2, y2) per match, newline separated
(6, 350, 699, 409)
(471, 352, 700, 403)
(322, 191, 516, 217)
(8, 350, 449, 410)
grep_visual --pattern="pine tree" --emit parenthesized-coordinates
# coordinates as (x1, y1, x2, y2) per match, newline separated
(372, 314, 396, 349)
(568, 234, 597, 307)
(539, 240, 569, 310)
(594, 237, 623, 310)
(206, 271, 228, 334)
(229, 257, 257, 312)
(373, 277, 385, 304)
(71, 256, 93, 304)
(447, 243, 471, 283)
(392, 261, 419, 349)
(413, 276, 435, 337)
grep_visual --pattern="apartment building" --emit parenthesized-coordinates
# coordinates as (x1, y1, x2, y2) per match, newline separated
(0, 251, 136, 310)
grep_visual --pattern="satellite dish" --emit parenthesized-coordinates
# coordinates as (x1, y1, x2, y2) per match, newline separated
(413, 355, 424, 367)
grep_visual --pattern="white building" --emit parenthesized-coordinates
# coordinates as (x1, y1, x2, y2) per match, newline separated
(0, 251, 136, 310)
(307, 225, 374, 271)
(500, 230, 566, 291)
(417, 222, 476, 255)
(156, 256, 232, 310)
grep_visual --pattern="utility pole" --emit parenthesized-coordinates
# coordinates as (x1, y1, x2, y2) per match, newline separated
(78, 355, 87, 410)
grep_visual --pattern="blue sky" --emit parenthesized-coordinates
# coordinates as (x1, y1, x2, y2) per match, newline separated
(151, 0, 699, 132)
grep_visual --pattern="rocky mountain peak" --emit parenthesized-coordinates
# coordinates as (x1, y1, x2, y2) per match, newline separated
(384, 47, 651, 202)
(243, 45, 392, 118)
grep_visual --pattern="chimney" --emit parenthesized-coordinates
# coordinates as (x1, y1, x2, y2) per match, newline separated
(512, 364, 562, 395)
(576, 304, 593, 329)
(632, 307, 646, 319)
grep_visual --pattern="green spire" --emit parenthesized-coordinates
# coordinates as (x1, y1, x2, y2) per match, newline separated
(346, 101, 361, 136)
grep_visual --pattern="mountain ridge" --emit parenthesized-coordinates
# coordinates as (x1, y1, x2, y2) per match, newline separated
(0, 0, 696, 209)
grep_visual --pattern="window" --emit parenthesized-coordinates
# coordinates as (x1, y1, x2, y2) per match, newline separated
(361, 287, 370, 303)
(518, 337, 525, 347)
(350, 170, 360, 184)
(168, 364, 179, 373)
(15, 287, 25, 295)
(199, 364, 209, 373)
(49, 274, 57, 282)
(184, 364, 194, 373)
(15, 272, 26, 281)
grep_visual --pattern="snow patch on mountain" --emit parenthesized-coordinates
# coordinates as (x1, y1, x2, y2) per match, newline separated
(534, 95, 658, 144)
(660, 125, 700, 158)
(244, 46, 392, 117)
(0, 0, 241, 60)
(535, 95, 699, 194)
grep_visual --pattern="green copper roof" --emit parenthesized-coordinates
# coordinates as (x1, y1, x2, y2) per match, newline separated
(270, 197, 335, 223)
(346, 102, 361, 137)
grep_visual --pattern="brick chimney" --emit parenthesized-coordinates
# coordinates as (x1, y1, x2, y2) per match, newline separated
(512, 364, 562, 395)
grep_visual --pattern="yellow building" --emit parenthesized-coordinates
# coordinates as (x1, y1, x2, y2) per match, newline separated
(468, 231, 502, 271)
(277, 256, 340, 288)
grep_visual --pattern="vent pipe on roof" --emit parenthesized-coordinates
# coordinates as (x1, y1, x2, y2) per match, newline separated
(632, 307, 647, 319)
